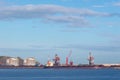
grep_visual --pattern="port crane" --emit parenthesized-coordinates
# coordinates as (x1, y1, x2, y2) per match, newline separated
(53, 54, 60, 66)
(88, 52, 94, 65)
(66, 50, 72, 65)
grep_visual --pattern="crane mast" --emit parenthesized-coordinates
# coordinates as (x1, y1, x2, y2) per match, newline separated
(53, 54, 60, 66)
(66, 50, 72, 66)
(88, 52, 94, 65)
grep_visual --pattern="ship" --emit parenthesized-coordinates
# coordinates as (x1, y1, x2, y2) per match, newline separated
(43, 52, 120, 69)
(43, 65, 105, 69)
(44, 53, 95, 69)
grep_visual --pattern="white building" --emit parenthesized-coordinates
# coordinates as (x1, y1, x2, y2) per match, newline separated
(6, 57, 19, 66)
(24, 57, 36, 66)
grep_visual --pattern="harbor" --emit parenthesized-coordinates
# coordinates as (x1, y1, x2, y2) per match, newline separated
(0, 52, 120, 69)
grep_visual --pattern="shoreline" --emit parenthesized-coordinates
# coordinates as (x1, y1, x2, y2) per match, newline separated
(0, 65, 120, 69)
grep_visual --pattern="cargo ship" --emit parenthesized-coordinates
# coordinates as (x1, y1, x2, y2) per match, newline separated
(44, 64, 104, 69)
(43, 53, 120, 69)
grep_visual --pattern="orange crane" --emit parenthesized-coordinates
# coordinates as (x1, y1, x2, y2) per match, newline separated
(66, 50, 72, 66)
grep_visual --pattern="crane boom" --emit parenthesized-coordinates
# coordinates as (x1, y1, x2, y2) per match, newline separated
(66, 50, 72, 65)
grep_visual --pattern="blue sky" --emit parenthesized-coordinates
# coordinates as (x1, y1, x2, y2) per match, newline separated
(0, 0, 120, 64)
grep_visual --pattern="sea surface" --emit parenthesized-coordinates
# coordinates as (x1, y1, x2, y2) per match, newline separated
(0, 68, 120, 80)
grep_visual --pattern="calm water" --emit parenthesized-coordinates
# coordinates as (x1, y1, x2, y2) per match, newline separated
(0, 68, 120, 80)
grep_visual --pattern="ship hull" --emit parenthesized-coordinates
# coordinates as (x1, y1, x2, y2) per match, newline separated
(43, 65, 105, 69)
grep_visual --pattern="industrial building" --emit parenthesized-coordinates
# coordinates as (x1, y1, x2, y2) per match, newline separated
(6, 57, 19, 66)
(0, 56, 10, 66)
(24, 57, 36, 66)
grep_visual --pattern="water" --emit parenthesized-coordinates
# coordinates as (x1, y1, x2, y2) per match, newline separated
(0, 68, 120, 80)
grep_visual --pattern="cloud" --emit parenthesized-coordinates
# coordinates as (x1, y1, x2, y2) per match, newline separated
(106, 22, 120, 27)
(0, 4, 110, 19)
(60, 29, 80, 32)
(0, 47, 55, 53)
(92, 5, 105, 8)
(0, 1, 5, 6)
(46, 15, 84, 23)
(45, 15, 91, 27)
(57, 44, 120, 52)
(0, 4, 119, 27)
(61, 33, 120, 52)
(103, 33, 120, 46)
(60, 0, 73, 2)
(113, 2, 120, 6)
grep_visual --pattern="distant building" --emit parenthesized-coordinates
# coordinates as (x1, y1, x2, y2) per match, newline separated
(24, 57, 36, 66)
(6, 57, 19, 66)
(0, 56, 10, 66)
(103, 64, 120, 67)
(17, 57, 24, 66)
(6, 57, 24, 66)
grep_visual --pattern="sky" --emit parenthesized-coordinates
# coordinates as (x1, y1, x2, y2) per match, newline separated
(0, 0, 120, 64)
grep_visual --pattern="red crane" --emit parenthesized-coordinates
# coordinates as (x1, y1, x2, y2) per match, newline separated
(66, 50, 72, 65)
